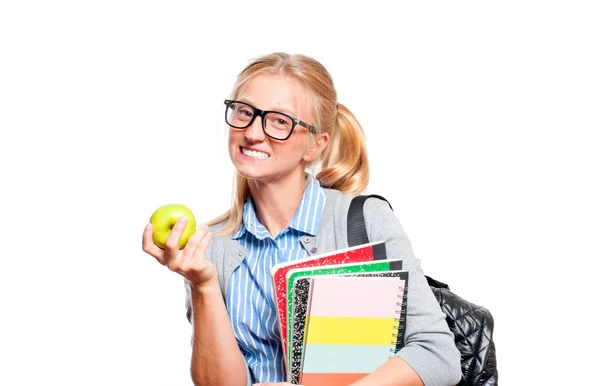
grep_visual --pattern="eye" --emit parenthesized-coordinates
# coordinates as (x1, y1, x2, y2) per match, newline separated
(239, 106, 253, 117)
(266, 113, 293, 131)
(231, 103, 254, 121)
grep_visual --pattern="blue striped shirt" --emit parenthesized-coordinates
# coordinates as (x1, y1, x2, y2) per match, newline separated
(227, 177, 326, 383)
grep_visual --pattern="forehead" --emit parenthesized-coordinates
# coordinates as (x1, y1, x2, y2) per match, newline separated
(238, 73, 307, 114)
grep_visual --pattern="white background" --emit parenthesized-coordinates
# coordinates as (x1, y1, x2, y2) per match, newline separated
(1, 1, 598, 385)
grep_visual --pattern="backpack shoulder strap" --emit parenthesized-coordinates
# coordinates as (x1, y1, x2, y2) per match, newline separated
(347, 194, 393, 247)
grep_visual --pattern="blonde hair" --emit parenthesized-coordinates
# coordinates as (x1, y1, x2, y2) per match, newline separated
(208, 53, 369, 235)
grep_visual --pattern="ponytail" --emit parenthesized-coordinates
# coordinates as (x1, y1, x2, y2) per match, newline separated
(316, 103, 369, 194)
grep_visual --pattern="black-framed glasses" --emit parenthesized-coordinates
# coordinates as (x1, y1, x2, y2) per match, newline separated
(224, 99, 318, 141)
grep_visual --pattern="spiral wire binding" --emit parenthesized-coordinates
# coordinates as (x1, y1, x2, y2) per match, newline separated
(389, 283, 408, 355)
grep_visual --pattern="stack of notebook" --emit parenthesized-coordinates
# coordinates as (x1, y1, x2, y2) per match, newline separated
(270, 241, 409, 385)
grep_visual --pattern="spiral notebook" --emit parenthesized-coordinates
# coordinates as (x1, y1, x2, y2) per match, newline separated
(288, 269, 408, 384)
(298, 274, 408, 386)
(285, 259, 404, 369)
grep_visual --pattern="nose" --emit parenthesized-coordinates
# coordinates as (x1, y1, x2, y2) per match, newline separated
(244, 115, 266, 142)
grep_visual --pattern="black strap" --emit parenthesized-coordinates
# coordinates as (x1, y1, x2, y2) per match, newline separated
(347, 194, 392, 247)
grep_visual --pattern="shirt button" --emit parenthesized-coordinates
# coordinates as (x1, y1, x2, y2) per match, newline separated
(310, 247, 317, 253)
(303, 237, 310, 243)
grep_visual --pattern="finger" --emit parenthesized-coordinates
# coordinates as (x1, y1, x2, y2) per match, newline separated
(141, 223, 167, 265)
(185, 230, 212, 271)
(164, 216, 187, 253)
(164, 217, 188, 271)
(180, 226, 208, 264)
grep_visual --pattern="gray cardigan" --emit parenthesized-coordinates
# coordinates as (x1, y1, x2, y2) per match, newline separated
(185, 188, 462, 386)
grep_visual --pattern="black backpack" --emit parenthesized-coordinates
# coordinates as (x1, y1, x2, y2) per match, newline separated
(347, 195, 498, 386)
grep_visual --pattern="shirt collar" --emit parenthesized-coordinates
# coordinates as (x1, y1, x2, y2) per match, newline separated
(232, 198, 270, 240)
(288, 176, 325, 236)
(232, 176, 326, 240)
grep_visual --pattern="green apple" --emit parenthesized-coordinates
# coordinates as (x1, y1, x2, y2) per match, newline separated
(150, 203, 197, 249)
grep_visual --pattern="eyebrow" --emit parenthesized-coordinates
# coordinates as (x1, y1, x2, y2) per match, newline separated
(237, 97, 298, 117)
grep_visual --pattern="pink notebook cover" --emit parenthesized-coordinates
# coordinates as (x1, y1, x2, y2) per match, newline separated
(270, 241, 386, 358)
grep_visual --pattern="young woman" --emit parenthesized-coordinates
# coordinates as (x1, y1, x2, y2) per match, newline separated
(142, 53, 462, 386)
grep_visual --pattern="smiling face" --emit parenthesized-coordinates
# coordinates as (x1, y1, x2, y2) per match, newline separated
(228, 73, 326, 184)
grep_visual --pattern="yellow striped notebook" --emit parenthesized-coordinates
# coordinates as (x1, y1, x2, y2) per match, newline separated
(299, 274, 408, 386)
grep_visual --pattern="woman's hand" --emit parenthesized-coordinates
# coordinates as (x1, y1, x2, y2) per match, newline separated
(142, 216, 217, 290)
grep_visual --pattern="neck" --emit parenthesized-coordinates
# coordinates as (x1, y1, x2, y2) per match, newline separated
(248, 172, 308, 238)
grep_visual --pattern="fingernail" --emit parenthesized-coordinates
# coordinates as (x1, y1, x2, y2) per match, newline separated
(179, 216, 187, 225)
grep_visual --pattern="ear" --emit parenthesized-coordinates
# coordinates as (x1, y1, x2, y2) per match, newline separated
(303, 132, 330, 162)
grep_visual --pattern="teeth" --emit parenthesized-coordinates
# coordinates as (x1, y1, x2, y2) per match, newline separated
(242, 148, 270, 159)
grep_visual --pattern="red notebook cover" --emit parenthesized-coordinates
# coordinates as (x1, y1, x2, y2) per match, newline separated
(270, 241, 386, 359)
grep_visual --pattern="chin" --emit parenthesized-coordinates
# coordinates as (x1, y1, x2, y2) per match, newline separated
(234, 163, 267, 180)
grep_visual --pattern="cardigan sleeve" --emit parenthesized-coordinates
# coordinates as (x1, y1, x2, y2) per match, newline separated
(363, 198, 462, 386)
